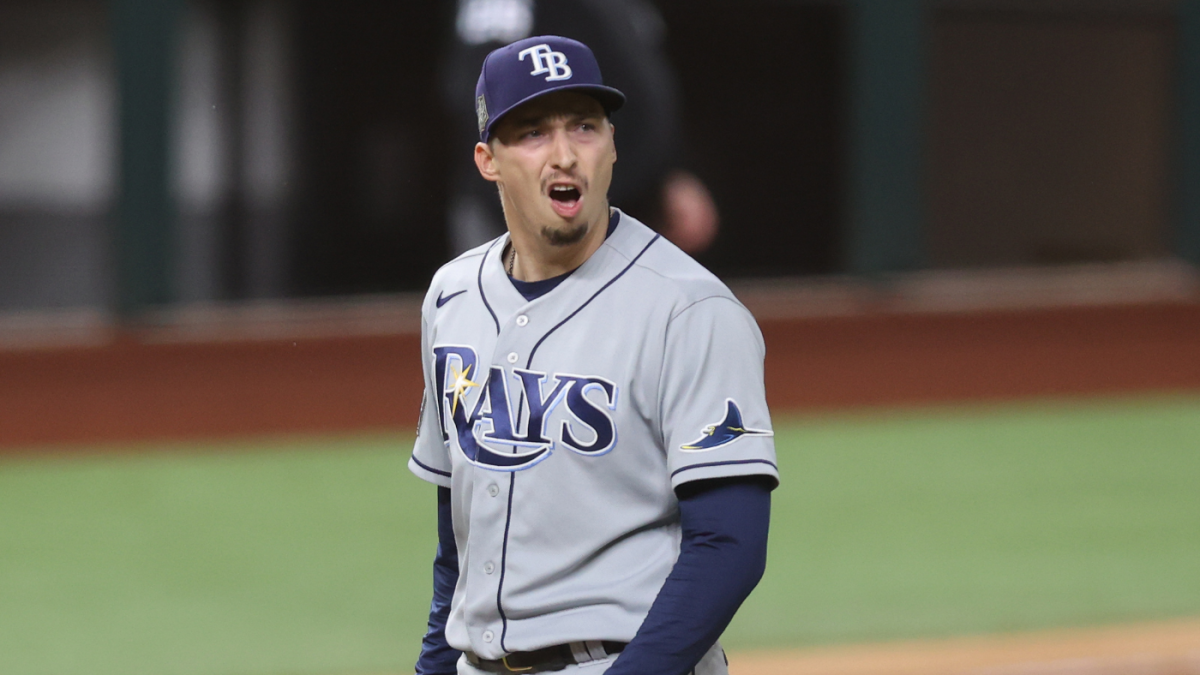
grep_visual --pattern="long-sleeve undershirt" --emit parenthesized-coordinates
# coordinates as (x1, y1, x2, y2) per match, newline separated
(414, 487, 460, 674)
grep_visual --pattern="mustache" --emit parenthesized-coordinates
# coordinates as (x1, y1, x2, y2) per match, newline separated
(541, 174, 588, 192)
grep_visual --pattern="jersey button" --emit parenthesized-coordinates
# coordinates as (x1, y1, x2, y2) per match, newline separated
(516, 315, 529, 326)
(487, 484, 499, 497)
(506, 352, 518, 364)
(483, 630, 494, 643)
(483, 561, 495, 574)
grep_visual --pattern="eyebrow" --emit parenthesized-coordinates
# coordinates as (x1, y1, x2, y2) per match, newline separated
(511, 108, 605, 128)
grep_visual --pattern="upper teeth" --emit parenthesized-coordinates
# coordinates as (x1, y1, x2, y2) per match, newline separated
(553, 186, 573, 191)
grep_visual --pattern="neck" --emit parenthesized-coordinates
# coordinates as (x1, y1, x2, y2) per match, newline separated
(506, 208, 610, 282)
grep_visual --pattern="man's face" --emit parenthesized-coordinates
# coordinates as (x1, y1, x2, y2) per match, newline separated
(476, 91, 616, 246)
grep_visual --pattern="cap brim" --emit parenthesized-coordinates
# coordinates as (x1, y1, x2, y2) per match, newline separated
(484, 84, 626, 141)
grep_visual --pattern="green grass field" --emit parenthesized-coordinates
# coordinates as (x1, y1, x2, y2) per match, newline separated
(1, 394, 1198, 675)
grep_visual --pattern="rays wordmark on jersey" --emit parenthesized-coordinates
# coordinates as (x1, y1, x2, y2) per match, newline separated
(434, 345, 618, 471)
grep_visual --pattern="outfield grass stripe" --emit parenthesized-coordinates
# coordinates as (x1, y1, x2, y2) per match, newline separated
(0, 436, 433, 675)
(728, 394, 1200, 649)
(1, 395, 1198, 674)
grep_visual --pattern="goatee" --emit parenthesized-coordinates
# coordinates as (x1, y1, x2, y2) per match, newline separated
(541, 222, 589, 246)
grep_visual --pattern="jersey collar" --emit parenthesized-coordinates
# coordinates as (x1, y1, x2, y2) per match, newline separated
(478, 209, 656, 323)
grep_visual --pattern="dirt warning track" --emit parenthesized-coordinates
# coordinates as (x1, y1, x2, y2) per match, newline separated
(1, 302, 1199, 450)
(727, 619, 1200, 675)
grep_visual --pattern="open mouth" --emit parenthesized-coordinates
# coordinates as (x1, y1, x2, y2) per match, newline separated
(549, 185, 581, 203)
(548, 184, 583, 218)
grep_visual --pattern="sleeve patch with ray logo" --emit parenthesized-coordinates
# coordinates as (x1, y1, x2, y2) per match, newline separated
(680, 399, 773, 452)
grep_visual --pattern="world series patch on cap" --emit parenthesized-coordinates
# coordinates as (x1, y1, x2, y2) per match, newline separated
(475, 35, 626, 142)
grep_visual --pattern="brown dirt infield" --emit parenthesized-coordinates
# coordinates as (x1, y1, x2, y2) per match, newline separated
(2, 302, 1199, 450)
(727, 619, 1200, 675)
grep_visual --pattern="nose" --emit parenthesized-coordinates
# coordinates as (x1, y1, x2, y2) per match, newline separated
(548, 128, 577, 171)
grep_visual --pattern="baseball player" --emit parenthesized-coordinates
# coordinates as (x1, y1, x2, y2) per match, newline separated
(410, 35, 778, 675)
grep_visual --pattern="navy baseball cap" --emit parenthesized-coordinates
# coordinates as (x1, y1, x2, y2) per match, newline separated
(475, 35, 626, 142)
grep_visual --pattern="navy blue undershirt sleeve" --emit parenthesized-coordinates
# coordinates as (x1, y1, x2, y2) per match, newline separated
(604, 476, 773, 675)
(414, 486, 461, 675)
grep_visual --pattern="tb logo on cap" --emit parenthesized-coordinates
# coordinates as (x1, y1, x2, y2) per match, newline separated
(518, 44, 572, 81)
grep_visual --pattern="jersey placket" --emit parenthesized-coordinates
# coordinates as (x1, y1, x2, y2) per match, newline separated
(461, 238, 550, 655)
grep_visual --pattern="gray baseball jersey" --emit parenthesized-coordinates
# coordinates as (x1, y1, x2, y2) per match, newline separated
(408, 210, 778, 660)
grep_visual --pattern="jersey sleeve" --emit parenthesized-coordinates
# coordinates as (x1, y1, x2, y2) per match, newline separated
(410, 315, 453, 487)
(659, 296, 779, 490)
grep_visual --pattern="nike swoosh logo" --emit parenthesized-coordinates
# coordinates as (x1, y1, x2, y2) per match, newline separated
(436, 290, 467, 308)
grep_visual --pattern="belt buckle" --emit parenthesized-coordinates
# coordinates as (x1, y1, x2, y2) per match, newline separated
(502, 655, 533, 672)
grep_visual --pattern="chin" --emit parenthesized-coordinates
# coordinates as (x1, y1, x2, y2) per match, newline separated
(540, 221, 590, 247)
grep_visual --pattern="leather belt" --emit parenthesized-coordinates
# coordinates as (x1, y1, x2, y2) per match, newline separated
(465, 640, 626, 673)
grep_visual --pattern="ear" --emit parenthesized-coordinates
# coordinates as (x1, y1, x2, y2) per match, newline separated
(609, 122, 617, 164)
(475, 142, 500, 183)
